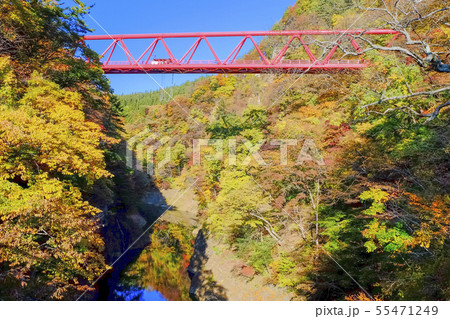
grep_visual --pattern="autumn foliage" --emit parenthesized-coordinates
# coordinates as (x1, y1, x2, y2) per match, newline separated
(0, 1, 120, 300)
(1, 0, 448, 301)
(119, 0, 449, 301)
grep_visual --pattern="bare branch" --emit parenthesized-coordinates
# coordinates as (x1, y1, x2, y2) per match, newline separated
(353, 1, 449, 72)
(360, 84, 450, 122)
(405, 7, 450, 28)
(424, 100, 450, 122)
(356, 33, 424, 62)
(360, 87, 450, 108)
(249, 211, 282, 244)
(367, 100, 450, 123)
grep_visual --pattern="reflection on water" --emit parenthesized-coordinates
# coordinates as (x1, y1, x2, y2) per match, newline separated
(115, 285, 167, 301)
(115, 222, 194, 301)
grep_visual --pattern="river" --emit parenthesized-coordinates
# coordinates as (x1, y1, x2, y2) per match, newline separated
(97, 188, 194, 301)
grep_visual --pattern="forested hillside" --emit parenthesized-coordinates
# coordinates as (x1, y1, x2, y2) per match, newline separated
(0, 1, 127, 300)
(121, 0, 449, 300)
(119, 79, 202, 124)
(0, 0, 448, 302)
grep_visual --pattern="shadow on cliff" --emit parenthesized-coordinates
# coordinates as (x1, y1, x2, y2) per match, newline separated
(187, 230, 228, 301)
(95, 164, 175, 300)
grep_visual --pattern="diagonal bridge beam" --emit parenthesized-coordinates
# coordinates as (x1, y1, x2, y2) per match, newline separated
(83, 30, 399, 74)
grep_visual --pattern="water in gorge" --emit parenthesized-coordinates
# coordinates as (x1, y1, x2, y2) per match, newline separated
(98, 188, 194, 301)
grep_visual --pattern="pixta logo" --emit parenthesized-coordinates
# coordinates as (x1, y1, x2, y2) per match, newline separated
(127, 130, 325, 175)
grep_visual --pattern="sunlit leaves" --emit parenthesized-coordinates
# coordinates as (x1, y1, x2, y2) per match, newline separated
(0, 73, 114, 184)
(362, 220, 412, 253)
(0, 176, 106, 300)
(207, 170, 270, 240)
(0, 0, 119, 300)
(359, 188, 389, 216)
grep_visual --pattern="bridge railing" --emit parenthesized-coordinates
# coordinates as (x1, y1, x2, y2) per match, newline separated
(104, 59, 366, 66)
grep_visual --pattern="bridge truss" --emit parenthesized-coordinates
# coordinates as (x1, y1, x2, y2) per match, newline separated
(83, 30, 399, 74)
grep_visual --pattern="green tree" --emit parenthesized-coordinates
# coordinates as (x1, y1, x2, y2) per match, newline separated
(0, 0, 121, 300)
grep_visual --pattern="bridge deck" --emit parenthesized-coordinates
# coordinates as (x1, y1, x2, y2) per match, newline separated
(102, 60, 367, 74)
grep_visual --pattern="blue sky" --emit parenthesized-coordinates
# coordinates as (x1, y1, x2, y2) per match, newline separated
(80, 0, 295, 95)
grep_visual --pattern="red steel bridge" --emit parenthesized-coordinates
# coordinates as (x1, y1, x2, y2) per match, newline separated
(83, 30, 399, 74)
